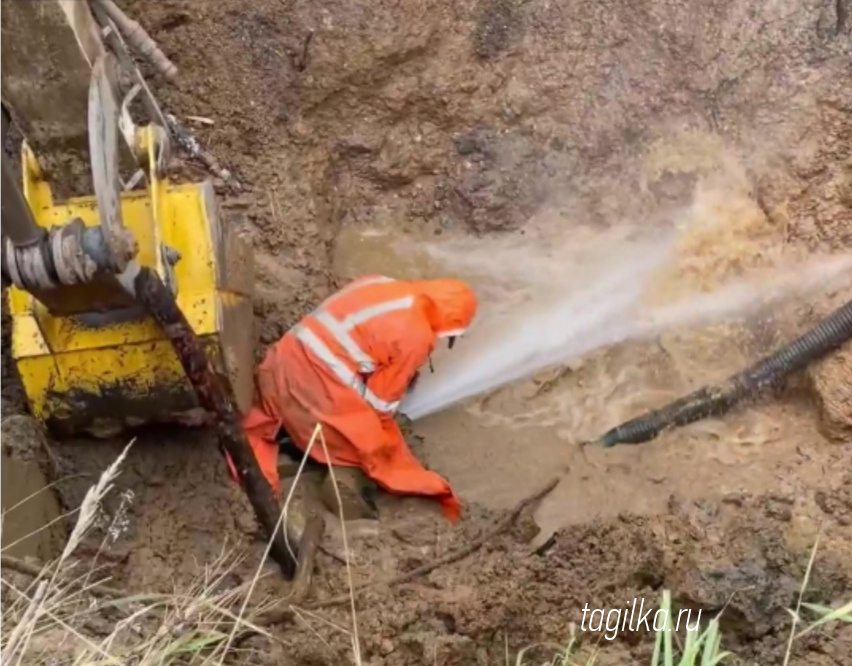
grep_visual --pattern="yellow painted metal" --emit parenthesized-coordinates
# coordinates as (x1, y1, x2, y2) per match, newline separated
(7, 130, 255, 438)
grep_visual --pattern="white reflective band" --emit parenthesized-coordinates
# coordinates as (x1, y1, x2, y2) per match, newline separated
(340, 296, 414, 329)
(437, 328, 467, 338)
(293, 324, 362, 389)
(300, 276, 409, 415)
(323, 275, 396, 307)
(313, 293, 414, 375)
(315, 309, 376, 373)
(293, 324, 399, 414)
(374, 397, 400, 413)
(347, 275, 395, 290)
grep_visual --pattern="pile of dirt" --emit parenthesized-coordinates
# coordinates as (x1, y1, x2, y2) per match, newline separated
(125, 0, 851, 319)
(246, 471, 852, 665)
(810, 341, 852, 441)
(122, 0, 851, 657)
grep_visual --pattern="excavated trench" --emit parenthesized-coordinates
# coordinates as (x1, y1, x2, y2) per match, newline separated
(2, 0, 852, 663)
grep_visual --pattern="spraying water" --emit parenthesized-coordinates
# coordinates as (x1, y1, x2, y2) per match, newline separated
(400, 236, 852, 421)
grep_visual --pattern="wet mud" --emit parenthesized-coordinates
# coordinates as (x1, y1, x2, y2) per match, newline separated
(277, 478, 852, 665)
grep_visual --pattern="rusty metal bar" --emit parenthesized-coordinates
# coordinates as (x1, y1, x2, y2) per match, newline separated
(126, 263, 298, 579)
(1, 113, 43, 247)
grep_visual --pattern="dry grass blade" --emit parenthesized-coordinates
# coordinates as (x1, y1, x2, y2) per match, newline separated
(58, 439, 135, 567)
(215, 422, 324, 664)
(1, 506, 82, 555)
(1, 554, 168, 603)
(1, 580, 47, 664)
(2, 578, 123, 665)
(782, 530, 821, 666)
(315, 425, 363, 665)
(0, 439, 255, 666)
(796, 600, 852, 638)
(1, 440, 135, 664)
(252, 474, 560, 630)
(0, 473, 87, 517)
(287, 475, 560, 615)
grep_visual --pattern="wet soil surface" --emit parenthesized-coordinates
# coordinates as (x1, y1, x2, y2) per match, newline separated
(287, 480, 852, 666)
(2, 0, 851, 663)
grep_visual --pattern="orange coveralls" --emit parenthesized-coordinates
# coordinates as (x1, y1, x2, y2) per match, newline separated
(227, 275, 478, 521)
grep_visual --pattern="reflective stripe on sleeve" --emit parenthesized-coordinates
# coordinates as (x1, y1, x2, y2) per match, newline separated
(369, 395, 400, 414)
(312, 294, 414, 373)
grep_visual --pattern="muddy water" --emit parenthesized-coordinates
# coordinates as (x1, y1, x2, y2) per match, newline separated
(332, 224, 445, 282)
(1, 452, 63, 560)
(332, 211, 851, 543)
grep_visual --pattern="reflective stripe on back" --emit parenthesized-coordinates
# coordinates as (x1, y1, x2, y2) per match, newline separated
(298, 276, 413, 415)
(292, 324, 399, 413)
(321, 275, 396, 308)
(339, 296, 414, 329)
(315, 309, 376, 373)
(312, 281, 414, 375)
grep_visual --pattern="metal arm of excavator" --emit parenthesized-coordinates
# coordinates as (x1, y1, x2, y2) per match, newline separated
(1, 112, 41, 249)
(1, 0, 140, 311)
(1, 0, 298, 578)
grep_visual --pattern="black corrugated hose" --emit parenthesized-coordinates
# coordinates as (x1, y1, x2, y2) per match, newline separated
(599, 297, 852, 448)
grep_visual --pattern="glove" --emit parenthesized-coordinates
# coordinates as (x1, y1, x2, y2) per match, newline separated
(408, 371, 421, 392)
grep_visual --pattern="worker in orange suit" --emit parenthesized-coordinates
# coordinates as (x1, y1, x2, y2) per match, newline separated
(226, 275, 478, 522)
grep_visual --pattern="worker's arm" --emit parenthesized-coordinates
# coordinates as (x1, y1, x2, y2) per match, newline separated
(358, 326, 461, 520)
(365, 329, 434, 418)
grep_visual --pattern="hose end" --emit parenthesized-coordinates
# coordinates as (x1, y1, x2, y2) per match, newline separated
(599, 431, 620, 448)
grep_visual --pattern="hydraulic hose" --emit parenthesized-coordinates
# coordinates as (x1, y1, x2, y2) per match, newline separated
(91, 0, 178, 82)
(599, 298, 852, 447)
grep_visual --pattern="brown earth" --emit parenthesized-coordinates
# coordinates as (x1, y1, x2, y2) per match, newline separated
(2, 0, 852, 664)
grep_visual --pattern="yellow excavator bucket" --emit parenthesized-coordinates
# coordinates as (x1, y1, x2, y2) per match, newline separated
(6, 143, 255, 438)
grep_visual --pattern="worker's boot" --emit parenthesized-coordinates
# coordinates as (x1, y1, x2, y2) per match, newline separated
(276, 429, 324, 481)
(320, 466, 379, 521)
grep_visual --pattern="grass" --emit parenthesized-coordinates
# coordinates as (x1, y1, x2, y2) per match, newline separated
(1, 547, 274, 665)
(2, 442, 850, 665)
(647, 590, 730, 666)
(514, 555, 852, 666)
(0, 441, 275, 666)
(0, 425, 364, 666)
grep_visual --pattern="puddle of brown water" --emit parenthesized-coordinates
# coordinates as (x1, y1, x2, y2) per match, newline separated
(414, 366, 833, 547)
(332, 224, 443, 282)
(330, 199, 845, 542)
(1, 452, 64, 560)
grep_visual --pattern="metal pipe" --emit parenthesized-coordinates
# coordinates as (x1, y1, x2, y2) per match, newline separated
(2, 220, 120, 292)
(119, 262, 300, 579)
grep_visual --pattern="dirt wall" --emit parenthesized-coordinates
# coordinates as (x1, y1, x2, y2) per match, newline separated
(126, 0, 851, 426)
(124, 0, 851, 661)
(126, 0, 850, 316)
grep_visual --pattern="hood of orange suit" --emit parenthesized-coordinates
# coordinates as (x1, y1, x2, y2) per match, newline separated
(411, 278, 478, 338)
